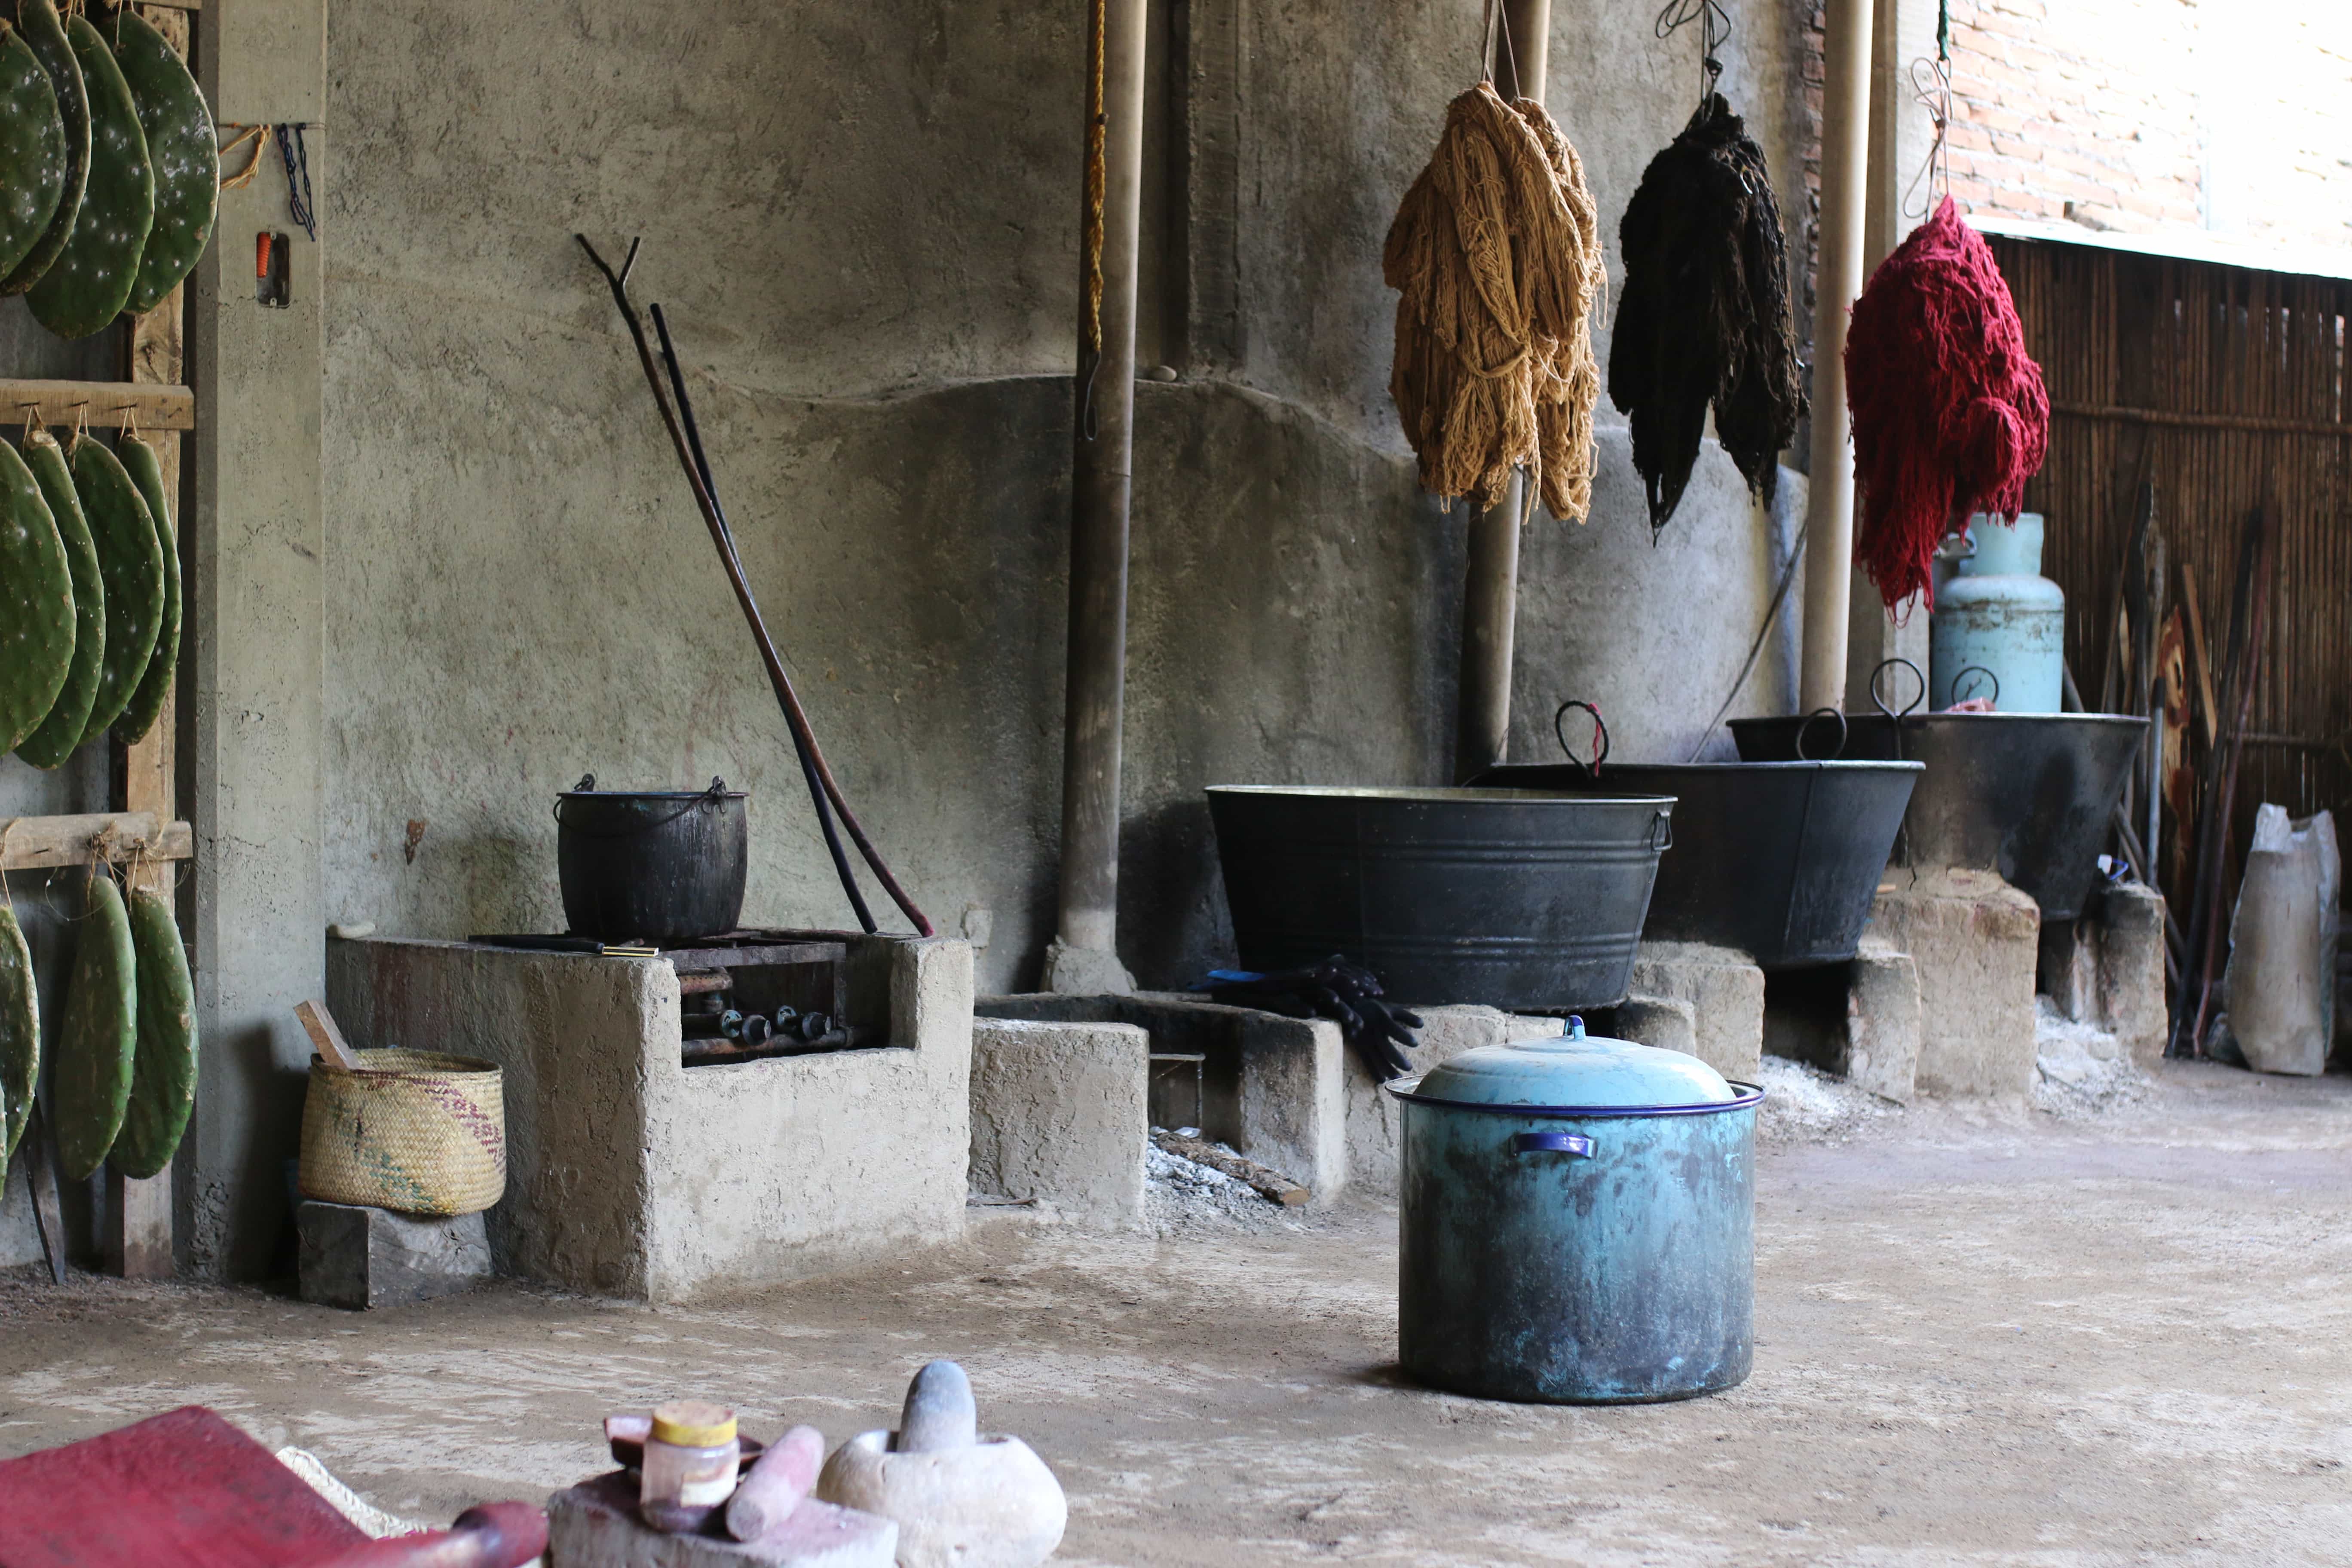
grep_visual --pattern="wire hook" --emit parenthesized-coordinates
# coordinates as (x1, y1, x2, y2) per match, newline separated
(1655, 0, 1730, 112)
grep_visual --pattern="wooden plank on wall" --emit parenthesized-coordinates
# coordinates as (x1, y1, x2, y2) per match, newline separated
(0, 378, 195, 432)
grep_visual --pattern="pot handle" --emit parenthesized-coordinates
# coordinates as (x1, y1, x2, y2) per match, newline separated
(1512, 1130, 1594, 1157)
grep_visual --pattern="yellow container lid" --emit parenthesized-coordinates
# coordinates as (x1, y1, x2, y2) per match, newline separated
(650, 1400, 737, 1447)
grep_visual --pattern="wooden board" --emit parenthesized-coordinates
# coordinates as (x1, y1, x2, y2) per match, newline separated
(0, 813, 191, 871)
(0, 379, 195, 432)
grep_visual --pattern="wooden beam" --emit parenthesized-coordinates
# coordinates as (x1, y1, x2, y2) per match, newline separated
(0, 379, 195, 432)
(0, 812, 192, 870)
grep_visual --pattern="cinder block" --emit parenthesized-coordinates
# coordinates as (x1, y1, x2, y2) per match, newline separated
(1629, 940, 1764, 1081)
(1341, 1004, 1562, 1199)
(1844, 941, 1922, 1104)
(2092, 884, 2169, 1070)
(1867, 868, 2040, 1097)
(968, 1019, 1148, 1228)
(1614, 993, 1698, 1057)
(297, 1200, 490, 1310)
(548, 1470, 894, 1568)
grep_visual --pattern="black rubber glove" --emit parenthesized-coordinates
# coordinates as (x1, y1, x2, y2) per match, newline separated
(1197, 956, 1424, 1083)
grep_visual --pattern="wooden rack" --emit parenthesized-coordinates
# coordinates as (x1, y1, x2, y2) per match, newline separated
(6, 5, 197, 1283)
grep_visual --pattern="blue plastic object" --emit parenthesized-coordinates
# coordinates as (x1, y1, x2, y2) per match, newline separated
(1390, 1018, 1760, 1404)
(1931, 512, 2064, 712)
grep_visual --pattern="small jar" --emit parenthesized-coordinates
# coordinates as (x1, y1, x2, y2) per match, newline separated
(638, 1400, 740, 1533)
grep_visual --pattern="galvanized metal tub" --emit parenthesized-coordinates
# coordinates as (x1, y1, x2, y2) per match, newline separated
(1390, 1025, 1760, 1404)
(1474, 760, 1922, 969)
(1206, 786, 1674, 1011)
(1728, 712, 2148, 921)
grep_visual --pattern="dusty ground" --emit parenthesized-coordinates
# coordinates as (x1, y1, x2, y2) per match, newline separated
(1, 1060, 2348, 1565)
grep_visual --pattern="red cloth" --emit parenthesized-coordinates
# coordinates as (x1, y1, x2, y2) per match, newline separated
(0, 1406, 367, 1568)
(1844, 197, 2049, 610)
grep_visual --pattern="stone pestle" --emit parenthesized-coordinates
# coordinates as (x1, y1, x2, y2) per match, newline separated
(893, 1360, 976, 1453)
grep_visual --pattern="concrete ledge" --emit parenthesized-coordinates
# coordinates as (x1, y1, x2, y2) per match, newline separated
(969, 1018, 1148, 1228)
(1868, 869, 2040, 1097)
(976, 993, 1344, 1201)
(1628, 940, 1764, 1081)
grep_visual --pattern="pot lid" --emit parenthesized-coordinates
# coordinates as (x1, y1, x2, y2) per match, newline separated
(1409, 1017, 1738, 1111)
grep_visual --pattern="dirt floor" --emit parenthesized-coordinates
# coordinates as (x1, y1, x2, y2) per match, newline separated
(1, 1060, 2348, 1565)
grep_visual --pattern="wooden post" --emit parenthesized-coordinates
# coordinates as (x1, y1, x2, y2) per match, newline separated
(105, 2, 189, 1281)
(1800, 0, 1875, 713)
(1051, 0, 1148, 983)
(1453, 0, 1550, 783)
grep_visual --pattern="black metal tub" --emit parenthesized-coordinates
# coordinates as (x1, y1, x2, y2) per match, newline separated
(1728, 713, 2148, 921)
(1206, 786, 1675, 1011)
(1473, 761, 1923, 969)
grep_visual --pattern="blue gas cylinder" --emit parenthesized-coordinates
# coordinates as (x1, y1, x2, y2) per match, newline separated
(1931, 511, 2064, 712)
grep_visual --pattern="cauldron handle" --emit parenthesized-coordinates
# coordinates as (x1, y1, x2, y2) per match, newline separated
(1793, 707, 1848, 761)
(1513, 1130, 1595, 1157)
(1949, 665, 2001, 708)
(1870, 657, 1926, 722)
(1552, 700, 1610, 777)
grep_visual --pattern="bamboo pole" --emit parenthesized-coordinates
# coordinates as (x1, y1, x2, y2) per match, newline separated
(1451, 0, 1550, 784)
(1800, 0, 1875, 711)
(1052, 0, 1148, 979)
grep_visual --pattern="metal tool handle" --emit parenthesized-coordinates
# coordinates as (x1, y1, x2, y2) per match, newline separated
(1512, 1130, 1594, 1157)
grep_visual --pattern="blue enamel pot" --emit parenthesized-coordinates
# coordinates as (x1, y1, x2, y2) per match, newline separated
(1390, 1021, 1762, 1404)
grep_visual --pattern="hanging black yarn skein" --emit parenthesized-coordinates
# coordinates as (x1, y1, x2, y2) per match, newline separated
(1608, 93, 1806, 534)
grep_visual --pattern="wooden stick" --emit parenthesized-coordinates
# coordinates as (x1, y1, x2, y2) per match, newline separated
(0, 378, 194, 432)
(0, 813, 190, 870)
(294, 1000, 365, 1071)
(1152, 1128, 1308, 1206)
(24, 1109, 67, 1283)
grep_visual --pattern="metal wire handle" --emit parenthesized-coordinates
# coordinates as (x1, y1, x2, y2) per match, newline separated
(1870, 657, 1926, 723)
(1949, 665, 2001, 708)
(1553, 699, 1611, 775)
(1794, 706, 1850, 761)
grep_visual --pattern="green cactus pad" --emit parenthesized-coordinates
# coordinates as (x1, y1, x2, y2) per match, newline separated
(111, 885, 193, 1179)
(56, 873, 136, 1182)
(0, 437, 75, 755)
(24, 12, 147, 338)
(0, 904, 37, 1168)
(68, 433, 161, 744)
(111, 433, 175, 743)
(0, 0, 86, 297)
(0, 21, 66, 282)
(108, 8, 208, 317)
(16, 429, 102, 767)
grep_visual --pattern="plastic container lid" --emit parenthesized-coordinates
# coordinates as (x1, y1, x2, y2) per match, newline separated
(1404, 1018, 1740, 1113)
(651, 1401, 737, 1448)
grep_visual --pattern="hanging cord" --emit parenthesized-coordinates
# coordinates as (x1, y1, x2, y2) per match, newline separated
(217, 124, 269, 190)
(1685, 530, 1807, 760)
(276, 125, 316, 241)
(1077, 0, 1107, 441)
(1655, 0, 1730, 113)
(1477, 0, 1522, 92)
(1900, 3, 1954, 220)
(575, 235, 933, 936)
(648, 304, 877, 935)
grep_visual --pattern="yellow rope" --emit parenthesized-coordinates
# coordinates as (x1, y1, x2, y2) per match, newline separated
(1081, 0, 1107, 356)
(1384, 83, 1605, 524)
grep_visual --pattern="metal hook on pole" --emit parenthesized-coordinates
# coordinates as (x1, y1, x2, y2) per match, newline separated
(1655, 0, 1730, 111)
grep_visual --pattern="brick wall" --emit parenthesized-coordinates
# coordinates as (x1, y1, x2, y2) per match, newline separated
(1797, 1, 2352, 312)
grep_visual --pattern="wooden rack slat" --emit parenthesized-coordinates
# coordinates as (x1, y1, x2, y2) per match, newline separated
(0, 379, 195, 432)
(0, 813, 193, 871)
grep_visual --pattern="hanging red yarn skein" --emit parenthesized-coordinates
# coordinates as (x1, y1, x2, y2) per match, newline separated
(1844, 196, 2049, 611)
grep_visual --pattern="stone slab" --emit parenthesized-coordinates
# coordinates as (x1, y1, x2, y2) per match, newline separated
(2092, 884, 2170, 1071)
(549, 1470, 895, 1568)
(968, 1019, 1148, 1227)
(1614, 993, 1698, 1058)
(1867, 869, 2040, 1098)
(296, 1200, 490, 1311)
(1628, 940, 1764, 1081)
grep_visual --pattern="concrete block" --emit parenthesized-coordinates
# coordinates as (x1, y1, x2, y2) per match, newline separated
(549, 1470, 894, 1568)
(1844, 942, 1923, 1104)
(1867, 868, 2040, 1097)
(1614, 993, 1697, 1057)
(1629, 940, 1764, 1081)
(296, 1200, 490, 1310)
(1341, 1004, 1562, 1199)
(2092, 884, 2170, 1070)
(974, 994, 1346, 1202)
(328, 934, 974, 1302)
(968, 1019, 1148, 1227)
